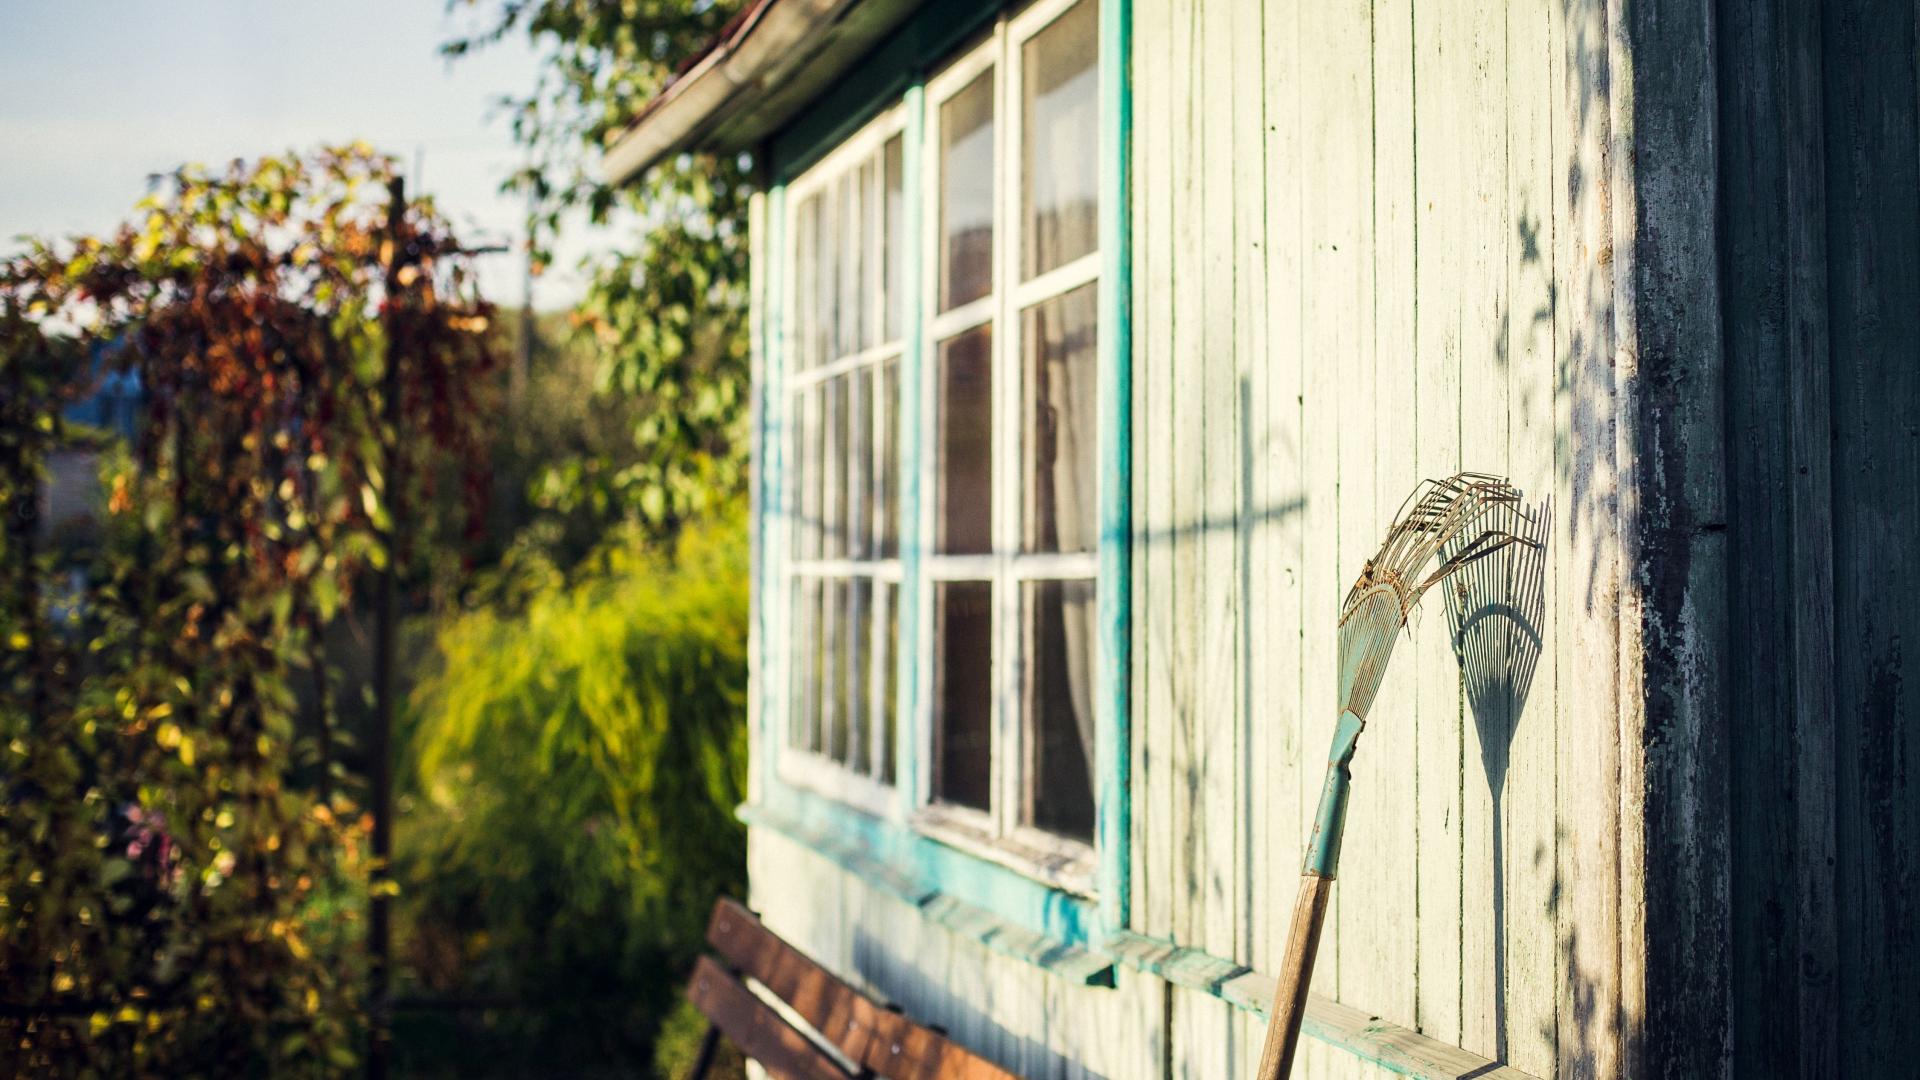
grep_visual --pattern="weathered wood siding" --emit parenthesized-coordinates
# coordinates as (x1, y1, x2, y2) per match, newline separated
(1632, 0, 1920, 1075)
(1127, 0, 1627, 1074)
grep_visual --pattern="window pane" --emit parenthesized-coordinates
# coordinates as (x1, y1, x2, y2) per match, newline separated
(838, 172, 861, 358)
(1023, 579, 1097, 842)
(1022, 0, 1100, 279)
(883, 135, 906, 341)
(795, 194, 819, 370)
(793, 387, 818, 560)
(862, 155, 881, 352)
(934, 581, 993, 812)
(824, 375, 846, 559)
(937, 327, 994, 554)
(807, 579, 829, 753)
(845, 578, 871, 772)
(825, 578, 848, 761)
(790, 578, 814, 749)
(880, 581, 898, 785)
(876, 359, 900, 558)
(815, 183, 836, 366)
(1022, 283, 1098, 553)
(940, 70, 995, 312)
(848, 368, 872, 559)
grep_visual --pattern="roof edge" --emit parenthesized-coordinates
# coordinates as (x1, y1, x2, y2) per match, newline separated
(601, 0, 854, 185)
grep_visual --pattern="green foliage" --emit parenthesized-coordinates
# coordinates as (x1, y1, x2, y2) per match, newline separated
(0, 146, 501, 1074)
(450, 0, 754, 540)
(650, 993, 745, 1080)
(397, 508, 749, 1067)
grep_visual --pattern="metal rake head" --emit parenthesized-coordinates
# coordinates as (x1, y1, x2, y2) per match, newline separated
(1336, 472, 1536, 719)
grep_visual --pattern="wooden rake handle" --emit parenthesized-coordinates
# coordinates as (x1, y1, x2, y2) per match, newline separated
(1255, 871, 1334, 1080)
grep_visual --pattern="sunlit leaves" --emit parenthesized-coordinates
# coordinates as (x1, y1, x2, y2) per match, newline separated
(0, 146, 503, 1073)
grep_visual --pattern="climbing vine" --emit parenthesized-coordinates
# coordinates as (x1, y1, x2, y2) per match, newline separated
(0, 146, 500, 1074)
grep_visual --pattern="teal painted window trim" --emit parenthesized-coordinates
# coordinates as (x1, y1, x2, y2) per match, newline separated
(741, 796, 1115, 986)
(752, 0, 1134, 978)
(1094, 0, 1134, 937)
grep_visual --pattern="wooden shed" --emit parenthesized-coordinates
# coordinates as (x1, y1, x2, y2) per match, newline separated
(606, 0, 1919, 1075)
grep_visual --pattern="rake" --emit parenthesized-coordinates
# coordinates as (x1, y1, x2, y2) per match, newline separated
(1254, 472, 1535, 1080)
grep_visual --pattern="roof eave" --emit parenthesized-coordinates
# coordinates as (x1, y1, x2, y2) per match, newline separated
(601, 0, 925, 185)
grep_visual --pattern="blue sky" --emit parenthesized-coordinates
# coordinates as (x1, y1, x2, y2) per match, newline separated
(0, 1, 611, 307)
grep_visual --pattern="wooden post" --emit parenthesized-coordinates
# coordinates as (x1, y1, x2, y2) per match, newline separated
(367, 174, 406, 1080)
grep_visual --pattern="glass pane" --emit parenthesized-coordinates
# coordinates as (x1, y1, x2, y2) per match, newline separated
(794, 194, 818, 370)
(934, 580, 993, 812)
(880, 581, 898, 785)
(876, 360, 900, 558)
(838, 172, 860, 359)
(1022, 283, 1098, 553)
(1022, 0, 1100, 279)
(807, 579, 829, 753)
(847, 577, 871, 774)
(940, 70, 995, 312)
(1022, 579, 1097, 842)
(883, 135, 906, 341)
(824, 375, 846, 559)
(789, 578, 813, 749)
(862, 155, 881, 352)
(937, 327, 994, 554)
(793, 388, 820, 560)
(815, 183, 835, 366)
(848, 368, 872, 559)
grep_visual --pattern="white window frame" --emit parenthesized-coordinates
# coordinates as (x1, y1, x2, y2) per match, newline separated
(913, 0, 1103, 895)
(776, 102, 910, 819)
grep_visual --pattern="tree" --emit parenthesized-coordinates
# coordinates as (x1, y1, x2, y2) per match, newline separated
(0, 146, 501, 1074)
(448, 0, 753, 541)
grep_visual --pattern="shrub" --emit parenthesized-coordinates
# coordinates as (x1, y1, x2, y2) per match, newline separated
(397, 507, 748, 1069)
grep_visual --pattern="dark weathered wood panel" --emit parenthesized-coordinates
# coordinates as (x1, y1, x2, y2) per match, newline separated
(1821, 0, 1920, 1073)
(1714, 0, 1840, 1076)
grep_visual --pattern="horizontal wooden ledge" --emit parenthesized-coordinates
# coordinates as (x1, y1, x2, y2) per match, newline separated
(1103, 931, 1543, 1080)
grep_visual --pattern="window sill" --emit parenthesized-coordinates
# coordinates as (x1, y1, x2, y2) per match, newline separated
(739, 796, 1116, 987)
(911, 804, 1098, 899)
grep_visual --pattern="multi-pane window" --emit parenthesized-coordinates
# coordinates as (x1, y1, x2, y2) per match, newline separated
(781, 0, 1103, 881)
(923, 0, 1100, 868)
(786, 111, 907, 811)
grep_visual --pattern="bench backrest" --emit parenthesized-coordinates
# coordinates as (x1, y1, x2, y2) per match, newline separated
(689, 898, 1021, 1080)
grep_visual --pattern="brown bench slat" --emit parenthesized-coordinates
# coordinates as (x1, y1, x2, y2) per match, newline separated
(705, 898, 1020, 1080)
(686, 954, 852, 1080)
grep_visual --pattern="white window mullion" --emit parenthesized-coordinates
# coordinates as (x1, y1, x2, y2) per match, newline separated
(991, 19, 1023, 841)
(914, 69, 944, 817)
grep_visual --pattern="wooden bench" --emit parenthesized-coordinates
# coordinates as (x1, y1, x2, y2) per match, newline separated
(686, 898, 1021, 1080)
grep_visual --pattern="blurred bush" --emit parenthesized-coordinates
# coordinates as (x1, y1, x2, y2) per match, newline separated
(395, 507, 748, 1072)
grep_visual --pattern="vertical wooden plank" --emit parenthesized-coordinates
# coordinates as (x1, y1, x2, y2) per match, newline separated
(1500, 0, 1560, 1070)
(1295, 0, 1363, 1006)
(1137, 0, 1178, 946)
(1715, 2, 1840, 1075)
(1258, 0, 1309, 1051)
(1196, 0, 1242, 981)
(1455, 0, 1511, 1057)
(1369, 0, 1421, 1038)
(1556, 0, 1622, 1071)
(1231, 0, 1271, 978)
(1125, 0, 1159, 939)
(1167, 0, 1205, 959)
(1821, 0, 1920, 1072)
(1412, 0, 1465, 1045)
